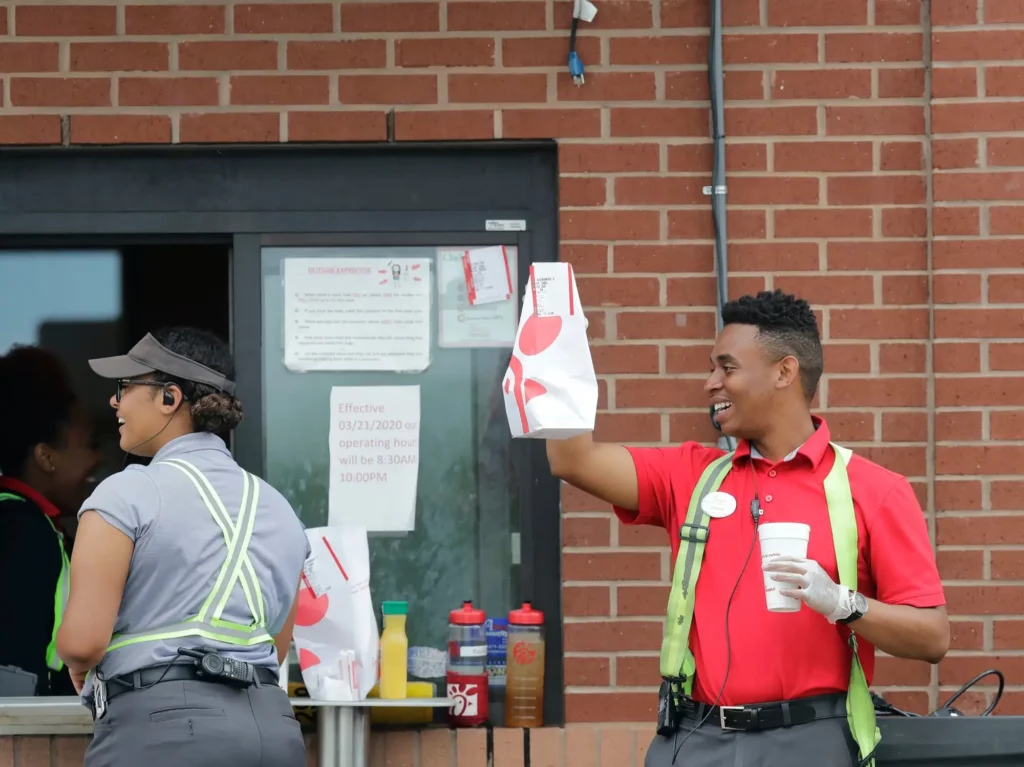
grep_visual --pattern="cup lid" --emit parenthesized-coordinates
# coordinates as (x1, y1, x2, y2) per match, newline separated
(509, 601, 544, 625)
(450, 600, 486, 624)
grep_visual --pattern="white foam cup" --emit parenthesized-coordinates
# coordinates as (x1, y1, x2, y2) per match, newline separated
(758, 522, 811, 613)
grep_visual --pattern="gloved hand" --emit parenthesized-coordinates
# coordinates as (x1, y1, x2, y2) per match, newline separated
(762, 556, 851, 623)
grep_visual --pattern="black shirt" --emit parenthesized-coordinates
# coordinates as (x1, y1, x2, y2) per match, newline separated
(0, 490, 75, 696)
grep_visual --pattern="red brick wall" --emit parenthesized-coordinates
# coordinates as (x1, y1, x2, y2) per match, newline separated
(1, 729, 652, 767)
(1, 0, 1021, 750)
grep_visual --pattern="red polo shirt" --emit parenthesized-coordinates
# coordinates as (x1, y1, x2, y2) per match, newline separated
(613, 417, 945, 706)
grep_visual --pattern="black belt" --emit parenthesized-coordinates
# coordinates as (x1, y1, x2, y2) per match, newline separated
(104, 663, 278, 702)
(678, 693, 846, 732)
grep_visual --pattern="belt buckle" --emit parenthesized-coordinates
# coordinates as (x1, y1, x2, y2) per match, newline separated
(718, 705, 747, 731)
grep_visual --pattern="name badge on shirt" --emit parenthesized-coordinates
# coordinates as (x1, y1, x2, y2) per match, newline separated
(701, 491, 737, 519)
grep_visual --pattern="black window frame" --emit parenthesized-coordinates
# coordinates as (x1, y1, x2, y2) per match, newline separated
(0, 142, 565, 726)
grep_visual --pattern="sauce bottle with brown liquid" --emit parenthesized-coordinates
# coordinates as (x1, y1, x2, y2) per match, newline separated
(504, 602, 545, 727)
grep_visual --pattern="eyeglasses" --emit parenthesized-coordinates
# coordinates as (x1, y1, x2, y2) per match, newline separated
(115, 379, 165, 403)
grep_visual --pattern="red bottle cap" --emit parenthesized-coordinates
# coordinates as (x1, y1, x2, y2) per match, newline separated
(509, 601, 544, 625)
(449, 600, 486, 625)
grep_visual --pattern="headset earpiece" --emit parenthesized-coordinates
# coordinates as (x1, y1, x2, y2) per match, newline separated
(163, 385, 175, 407)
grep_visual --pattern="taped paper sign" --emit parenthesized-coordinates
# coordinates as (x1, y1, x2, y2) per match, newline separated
(283, 257, 431, 372)
(438, 247, 519, 348)
(502, 262, 598, 439)
(463, 246, 513, 306)
(328, 385, 420, 533)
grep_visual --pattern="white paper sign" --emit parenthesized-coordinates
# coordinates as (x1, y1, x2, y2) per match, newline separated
(438, 247, 518, 348)
(463, 246, 513, 306)
(283, 258, 431, 372)
(328, 385, 420, 533)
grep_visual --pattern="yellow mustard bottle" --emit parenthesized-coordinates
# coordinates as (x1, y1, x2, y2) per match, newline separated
(379, 600, 409, 699)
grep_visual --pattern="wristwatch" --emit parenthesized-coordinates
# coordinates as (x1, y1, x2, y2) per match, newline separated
(839, 590, 868, 624)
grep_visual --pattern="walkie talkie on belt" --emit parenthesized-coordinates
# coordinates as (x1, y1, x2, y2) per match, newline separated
(178, 646, 256, 688)
(658, 678, 680, 735)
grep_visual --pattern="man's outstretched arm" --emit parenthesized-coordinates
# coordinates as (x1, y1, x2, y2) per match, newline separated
(547, 433, 640, 512)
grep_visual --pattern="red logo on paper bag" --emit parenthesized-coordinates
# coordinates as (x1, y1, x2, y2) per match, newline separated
(506, 263, 575, 433)
(299, 648, 321, 670)
(296, 579, 329, 627)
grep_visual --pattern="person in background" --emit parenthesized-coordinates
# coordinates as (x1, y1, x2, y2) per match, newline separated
(0, 345, 102, 696)
(55, 326, 308, 767)
(545, 290, 949, 767)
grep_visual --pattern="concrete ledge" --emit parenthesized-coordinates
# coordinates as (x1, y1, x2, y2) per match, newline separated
(0, 696, 452, 735)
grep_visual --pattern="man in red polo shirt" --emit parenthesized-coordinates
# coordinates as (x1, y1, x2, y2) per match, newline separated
(0, 346, 101, 696)
(546, 290, 948, 766)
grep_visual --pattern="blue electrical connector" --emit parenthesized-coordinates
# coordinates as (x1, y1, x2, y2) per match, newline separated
(568, 50, 585, 86)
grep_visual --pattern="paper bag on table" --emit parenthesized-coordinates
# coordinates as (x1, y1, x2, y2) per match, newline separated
(292, 526, 380, 701)
(502, 262, 598, 439)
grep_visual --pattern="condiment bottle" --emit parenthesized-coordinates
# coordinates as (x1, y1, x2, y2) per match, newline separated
(504, 601, 545, 727)
(446, 600, 489, 726)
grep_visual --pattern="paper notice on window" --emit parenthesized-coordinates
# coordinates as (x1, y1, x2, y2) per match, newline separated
(438, 247, 518, 348)
(328, 385, 420, 533)
(463, 246, 513, 306)
(283, 258, 431, 372)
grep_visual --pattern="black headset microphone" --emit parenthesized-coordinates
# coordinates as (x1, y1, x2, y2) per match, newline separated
(671, 412, 764, 761)
(120, 384, 182, 470)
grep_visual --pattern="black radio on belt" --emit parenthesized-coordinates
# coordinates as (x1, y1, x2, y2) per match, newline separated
(178, 646, 256, 687)
(658, 678, 682, 736)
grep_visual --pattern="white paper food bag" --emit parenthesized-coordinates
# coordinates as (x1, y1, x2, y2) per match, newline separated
(292, 526, 380, 701)
(502, 262, 598, 439)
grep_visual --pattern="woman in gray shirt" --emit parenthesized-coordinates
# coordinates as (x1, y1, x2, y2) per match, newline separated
(55, 327, 309, 767)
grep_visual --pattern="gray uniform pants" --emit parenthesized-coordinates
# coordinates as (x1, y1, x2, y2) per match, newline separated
(84, 678, 306, 767)
(644, 694, 860, 767)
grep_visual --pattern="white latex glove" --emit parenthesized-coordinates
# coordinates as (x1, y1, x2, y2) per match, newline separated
(762, 555, 851, 623)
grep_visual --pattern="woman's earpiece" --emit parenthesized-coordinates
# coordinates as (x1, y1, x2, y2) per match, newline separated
(162, 385, 175, 407)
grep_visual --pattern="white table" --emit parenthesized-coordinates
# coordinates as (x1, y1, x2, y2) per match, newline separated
(0, 695, 454, 767)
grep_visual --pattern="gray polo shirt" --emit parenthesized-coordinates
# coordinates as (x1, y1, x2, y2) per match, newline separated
(77, 432, 309, 695)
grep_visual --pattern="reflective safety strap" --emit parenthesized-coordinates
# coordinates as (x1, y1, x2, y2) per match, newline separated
(659, 452, 734, 698)
(824, 443, 881, 767)
(43, 516, 69, 672)
(106, 460, 271, 652)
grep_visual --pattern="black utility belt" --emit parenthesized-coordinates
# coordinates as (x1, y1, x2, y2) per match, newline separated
(660, 683, 846, 734)
(103, 661, 278, 704)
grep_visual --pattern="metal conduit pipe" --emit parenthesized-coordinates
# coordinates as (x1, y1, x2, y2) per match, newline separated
(707, 0, 737, 451)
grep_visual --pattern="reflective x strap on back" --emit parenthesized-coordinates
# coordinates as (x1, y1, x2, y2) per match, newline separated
(43, 516, 70, 672)
(0, 492, 69, 672)
(107, 459, 271, 652)
(659, 452, 734, 698)
(824, 443, 880, 767)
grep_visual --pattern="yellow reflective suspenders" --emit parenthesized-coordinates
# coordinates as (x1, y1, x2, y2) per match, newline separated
(659, 443, 880, 766)
(105, 459, 272, 653)
(43, 516, 70, 672)
(0, 492, 69, 673)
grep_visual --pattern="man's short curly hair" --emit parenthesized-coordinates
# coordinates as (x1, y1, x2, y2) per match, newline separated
(0, 345, 77, 477)
(721, 290, 823, 401)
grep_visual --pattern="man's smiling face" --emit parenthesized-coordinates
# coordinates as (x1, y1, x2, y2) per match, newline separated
(704, 323, 788, 440)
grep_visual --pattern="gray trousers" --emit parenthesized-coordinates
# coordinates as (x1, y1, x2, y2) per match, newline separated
(84, 678, 306, 767)
(644, 695, 860, 767)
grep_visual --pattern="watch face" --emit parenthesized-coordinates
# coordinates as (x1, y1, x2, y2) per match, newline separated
(852, 592, 868, 614)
